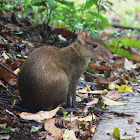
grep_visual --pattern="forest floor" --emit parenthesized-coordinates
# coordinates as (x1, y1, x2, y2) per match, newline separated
(0, 9, 140, 140)
(93, 95, 140, 140)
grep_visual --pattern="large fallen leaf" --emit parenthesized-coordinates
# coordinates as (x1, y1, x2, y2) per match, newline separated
(44, 118, 63, 139)
(63, 129, 77, 140)
(19, 105, 60, 122)
(102, 96, 128, 106)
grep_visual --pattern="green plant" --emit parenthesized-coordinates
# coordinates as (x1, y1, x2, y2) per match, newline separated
(107, 31, 140, 59)
(1, 0, 113, 32)
(53, 0, 112, 31)
(60, 107, 68, 117)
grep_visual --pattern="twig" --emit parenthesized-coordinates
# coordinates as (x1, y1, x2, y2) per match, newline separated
(0, 63, 18, 77)
(112, 24, 140, 31)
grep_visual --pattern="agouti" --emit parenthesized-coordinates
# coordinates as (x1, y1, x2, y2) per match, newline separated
(18, 31, 113, 112)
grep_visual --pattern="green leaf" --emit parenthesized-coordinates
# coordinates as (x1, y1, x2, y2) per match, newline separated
(55, 0, 74, 7)
(112, 127, 121, 140)
(60, 107, 68, 117)
(32, 1, 46, 6)
(107, 37, 140, 58)
(98, 5, 107, 12)
(107, 42, 133, 59)
(119, 37, 140, 48)
(90, 30, 98, 38)
(84, 22, 91, 29)
(0, 127, 11, 134)
(85, 0, 97, 9)
(88, 12, 109, 26)
(101, 1, 115, 13)
(85, 16, 95, 23)
(47, 0, 54, 10)
(74, 23, 83, 30)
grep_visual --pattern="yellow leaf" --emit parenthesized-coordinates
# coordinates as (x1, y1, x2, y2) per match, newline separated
(108, 83, 116, 90)
(109, 83, 120, 90)
(115, 84, 120, 89)
(118, 85, 132, 93)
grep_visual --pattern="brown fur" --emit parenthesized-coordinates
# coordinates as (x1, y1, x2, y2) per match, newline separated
(18, 31, 113, 112)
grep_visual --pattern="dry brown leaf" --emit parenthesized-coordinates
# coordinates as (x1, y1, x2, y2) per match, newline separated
(96, 78, 110, 88)
(107, 76, 126, 85)
(96, 75, 126, 88)
(19, 105, 60, 122)
(105, 90, 121, 100)
(131, 56, 140, 62)
(67, 120, 79, 131)
(75, 107, 88, 116)
(0, 65, 15, 82)
(86, 98, 99, 107)
(44, 118, 63, 139)
(90, 64, 110, 71)
(112, 56, 125, 68)
(84, 71, 98, 82)
(135, 66, 140, 72)
(75, 98, 99, 116)
(53, 28, 77, 40)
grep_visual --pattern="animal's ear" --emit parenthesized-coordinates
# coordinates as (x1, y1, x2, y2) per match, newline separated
(77, 31, 90, 45)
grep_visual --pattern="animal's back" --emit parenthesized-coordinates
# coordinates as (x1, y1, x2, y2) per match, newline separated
(18, 46, 69, 112)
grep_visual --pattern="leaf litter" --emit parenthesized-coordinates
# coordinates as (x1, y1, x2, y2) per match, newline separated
(0, 8, 140, 140)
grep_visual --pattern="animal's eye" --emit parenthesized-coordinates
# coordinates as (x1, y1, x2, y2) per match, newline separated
(93, 44, 97, 48)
